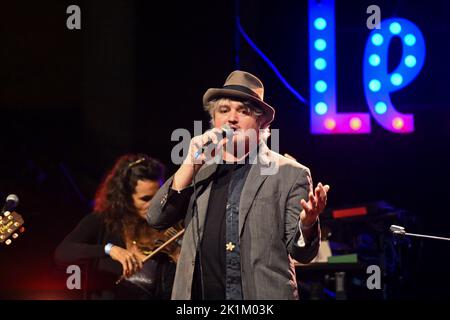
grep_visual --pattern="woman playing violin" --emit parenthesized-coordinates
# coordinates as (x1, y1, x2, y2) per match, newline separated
(54, 154, 176, 299)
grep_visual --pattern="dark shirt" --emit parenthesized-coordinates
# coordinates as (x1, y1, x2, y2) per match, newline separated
(192, 162, 251, 300)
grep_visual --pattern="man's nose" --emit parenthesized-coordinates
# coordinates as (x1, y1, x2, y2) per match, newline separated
(227, 110, 239, 124)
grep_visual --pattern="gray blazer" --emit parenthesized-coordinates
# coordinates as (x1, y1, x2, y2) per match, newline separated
(147, 151, 320, 299)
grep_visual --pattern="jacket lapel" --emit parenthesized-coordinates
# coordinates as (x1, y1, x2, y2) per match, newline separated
(239, 162, 269, 236)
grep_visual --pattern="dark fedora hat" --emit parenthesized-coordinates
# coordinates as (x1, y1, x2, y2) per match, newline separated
(203, 70, 275, 128)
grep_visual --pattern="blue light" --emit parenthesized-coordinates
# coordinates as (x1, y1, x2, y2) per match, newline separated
(404, 55, 417, 68)
(404, 34, 416, 46)
(315, 80, 328, 93)
(315, 102, 328, 115)
(369, 54, 381, 66)
(314, 18, 327, 30)
(390, 73, 403, 86)
(375, 102, 387, 114)
(314, 58, 327, 70)
(363, 17, 426, 134)
(369, 79, 381, 92)
(389, 22, 402, 35)
(314, 39, 327, 51)
(371, 34, 384, 46)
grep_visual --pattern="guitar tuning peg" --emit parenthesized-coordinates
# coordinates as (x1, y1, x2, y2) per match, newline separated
(0, 235, 4, 240)
(12, 233, 19, 239)
(5, 239, 12, 245)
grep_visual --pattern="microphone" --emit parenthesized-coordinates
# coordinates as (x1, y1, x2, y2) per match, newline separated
(2, 194, 19, 214)
(390, 225, 406, 235)
(194, 124, 233, 159)
(389, 224, 450, 242)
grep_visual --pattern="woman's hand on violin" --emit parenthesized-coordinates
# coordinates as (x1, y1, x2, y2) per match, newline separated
(109, 245, 143, 277)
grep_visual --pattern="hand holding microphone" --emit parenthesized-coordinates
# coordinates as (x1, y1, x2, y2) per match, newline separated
(174, 125, 233, 192)
(185, 124, 233, 166)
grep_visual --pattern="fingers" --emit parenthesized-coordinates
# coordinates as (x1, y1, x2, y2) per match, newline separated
(318, 182, 330, 193)
(301, 196, 316, 212)
(123, 254, 142, 277)
(120, 262, 129, 277)
(202, 130, 219, 145)
(129, 254, 142, 274)
(190, 129, 227, 164)
(109, 246, 142, 277)
(315, 182, 330, 213)
(301, 182, 331, 214)
(201, 127, 226, 146)
(121, 259, 131, 277)
(188, 137, 204, 164)
(309, 192, 317, 208)
(317, 183, 326, 202)
(314, 185, 321, 201)
(314, 182, 330, 200)
(125, 257, 133, 276)
(301, 198, 311, 212)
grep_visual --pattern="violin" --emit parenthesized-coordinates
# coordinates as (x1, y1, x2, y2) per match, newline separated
(134, 220, 184, 263)
(118, 222, 184, 285)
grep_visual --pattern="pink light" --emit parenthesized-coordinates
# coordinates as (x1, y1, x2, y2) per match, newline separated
(324, 118, 336, 130)
(392, 117, 405, 130)
(349, 117, 362, 131)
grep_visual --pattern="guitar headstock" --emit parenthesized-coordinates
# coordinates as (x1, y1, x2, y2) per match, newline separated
(0, 211, 25, 246)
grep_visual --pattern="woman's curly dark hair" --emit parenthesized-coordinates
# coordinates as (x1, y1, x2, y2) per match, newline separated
(93, 154, 165, 238)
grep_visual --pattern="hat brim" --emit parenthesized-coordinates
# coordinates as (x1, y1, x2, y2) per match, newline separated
(203, 88, 275, 128)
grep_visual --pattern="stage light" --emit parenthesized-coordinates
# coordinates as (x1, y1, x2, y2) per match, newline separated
(364, 18, 425, 134)
(315, 102, 328, 115)
(349, 117, 362, 130)
(308, 1, 425, 135)
(392, 117, 404, 130)
(404, 34, 416, 46)
(314, 39, 327, 51)
(369, 54, 381, 67)
(404, 55, 417, 68)
(389, 22, 402, 35)
(375, 102, 387, 114)
(314, 58, 327, 70)
(324, 118, 336, 130)
(390, 73, 403, 86)
(315, 80, 327, 93)
(309, 0, 372, 134)
(314, 18, 327, 30)
(369, 79, 381, 92)
(371, 33, 383, 46)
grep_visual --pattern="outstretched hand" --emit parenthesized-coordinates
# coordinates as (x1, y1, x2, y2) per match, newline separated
(300, 182, 330, 227)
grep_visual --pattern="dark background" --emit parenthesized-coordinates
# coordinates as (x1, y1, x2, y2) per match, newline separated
(1, 0, 449, 299)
